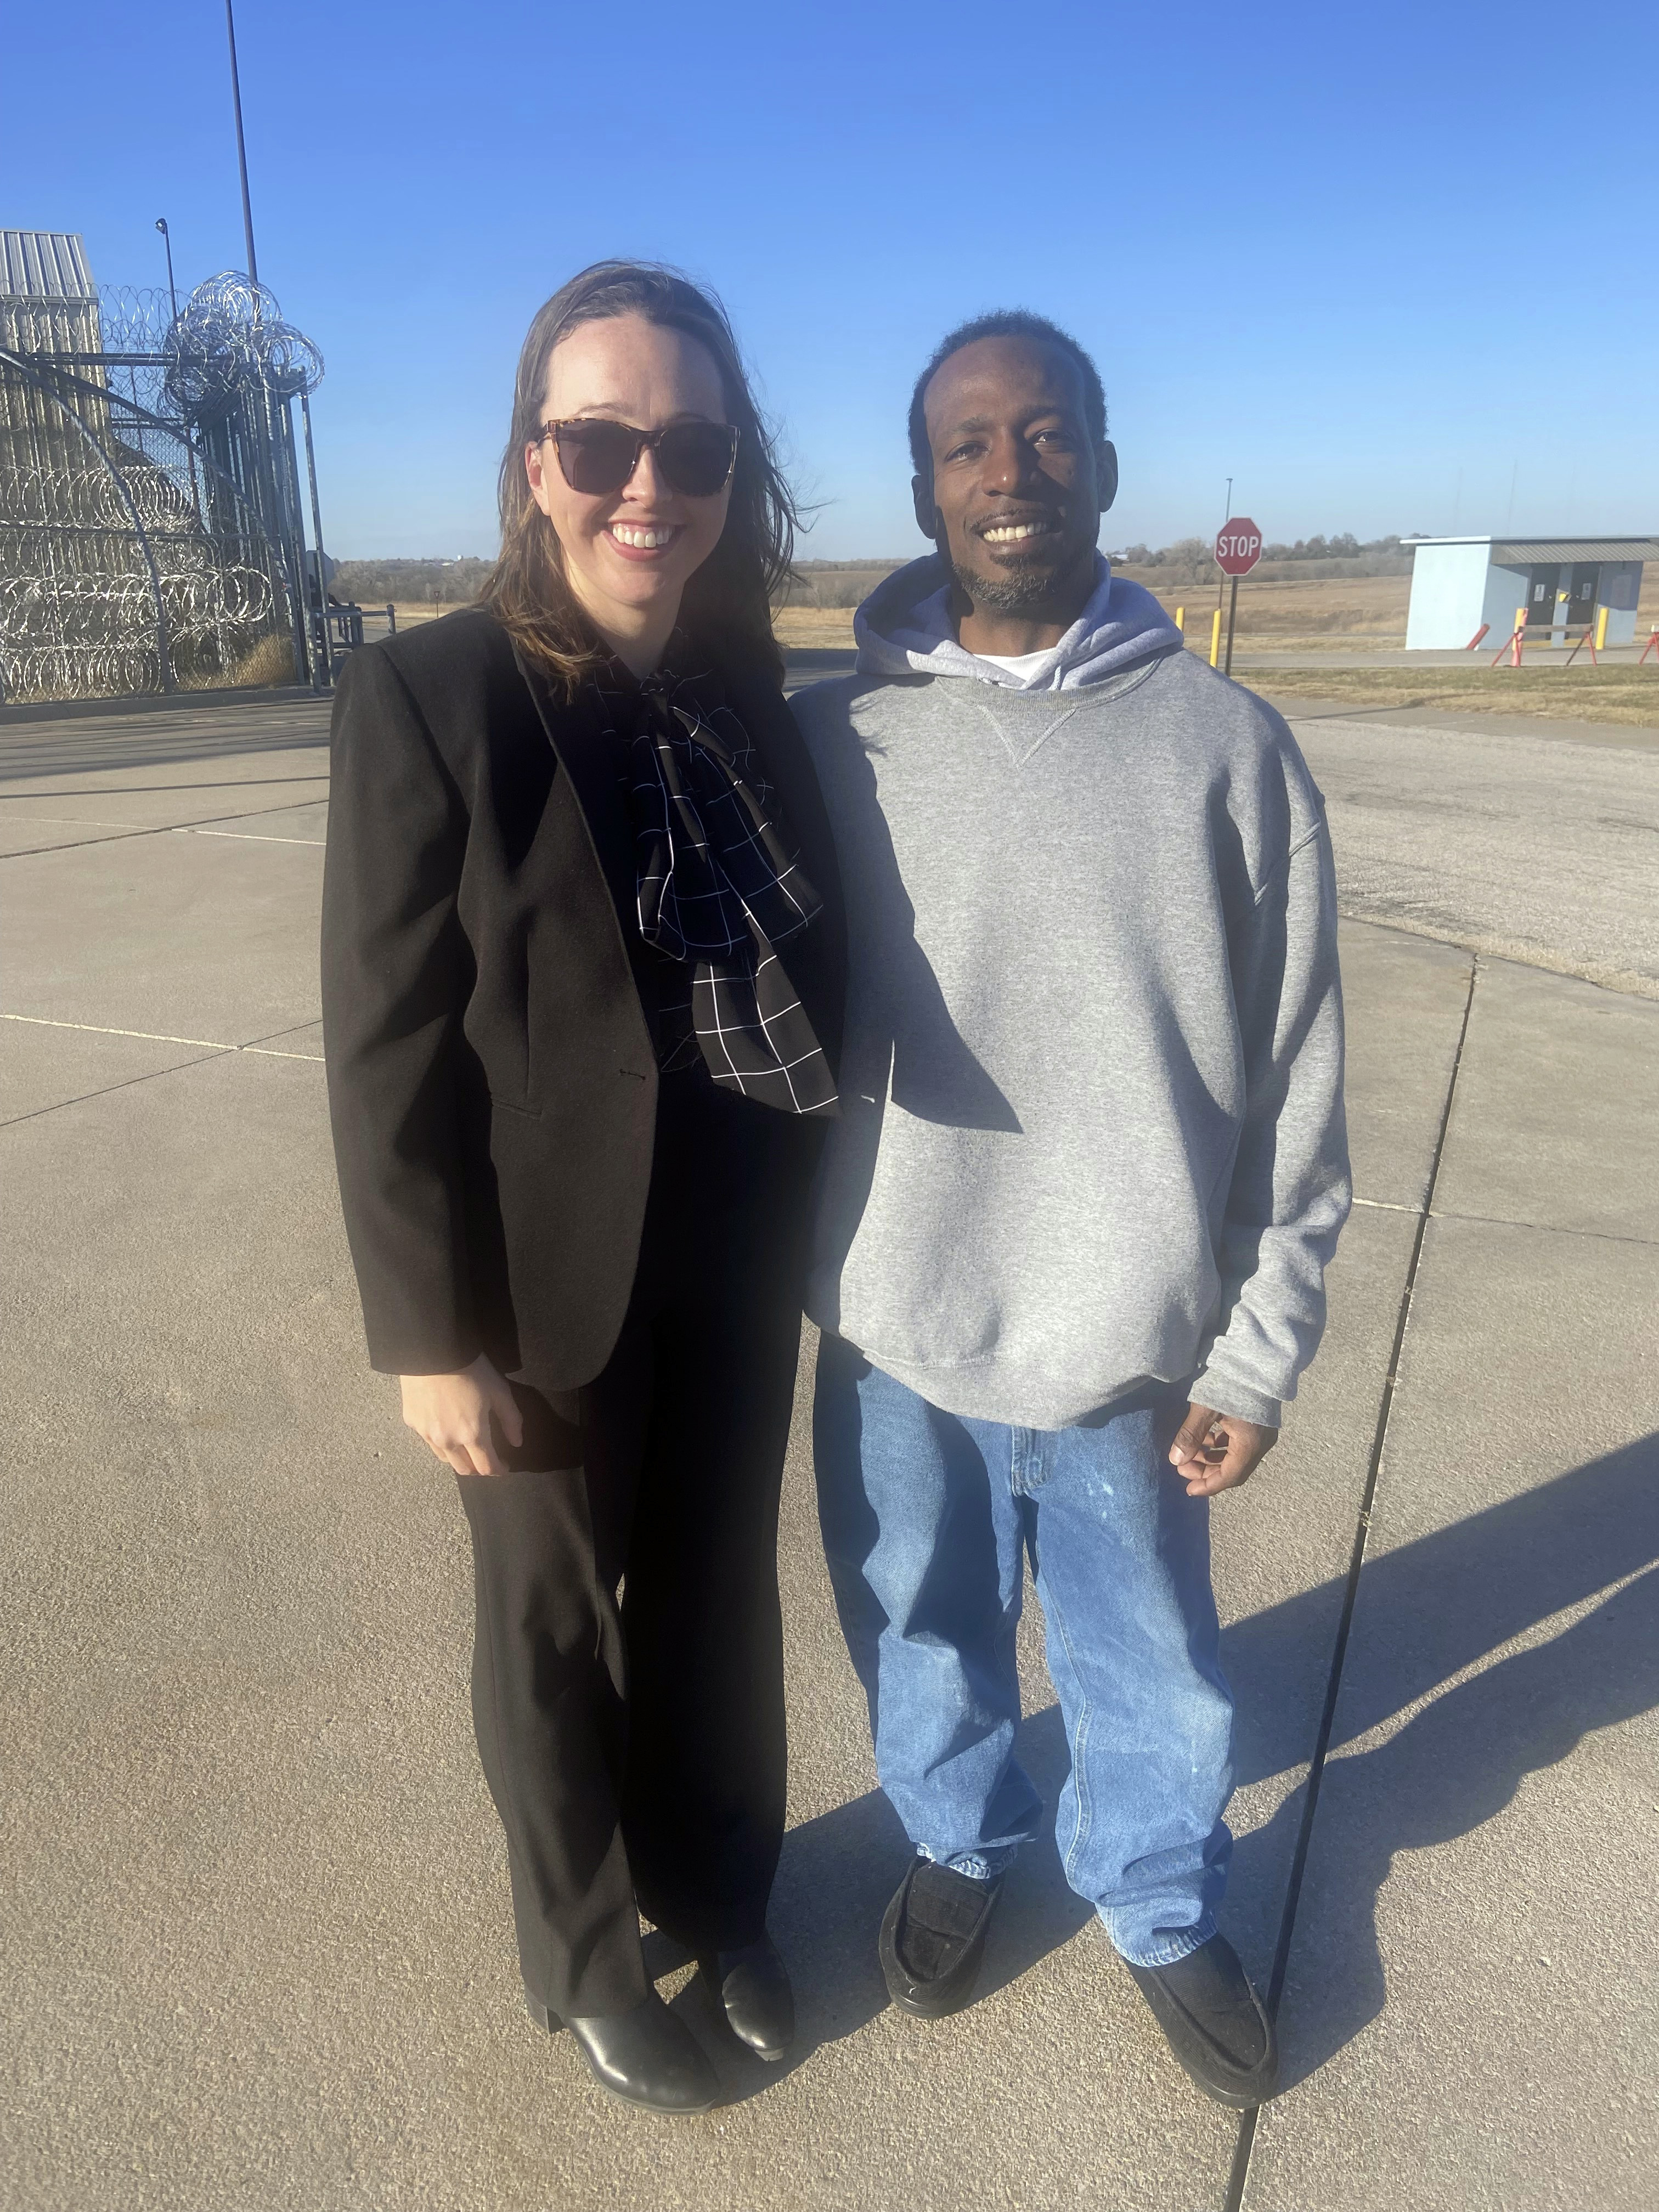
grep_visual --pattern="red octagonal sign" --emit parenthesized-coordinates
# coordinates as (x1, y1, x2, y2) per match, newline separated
(1214, 518, 1263, 576)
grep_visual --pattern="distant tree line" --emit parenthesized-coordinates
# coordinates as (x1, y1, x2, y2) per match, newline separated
(775, 560, 909, 609)
(330, 558, 494, 608)
(1112, 533, 1410, 584)
(778, 538, 1411, 605)
(1118, 532, 1401, 566)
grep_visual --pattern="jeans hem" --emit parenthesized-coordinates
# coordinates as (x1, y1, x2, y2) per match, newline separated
(1100, 1907, 1218, 1970)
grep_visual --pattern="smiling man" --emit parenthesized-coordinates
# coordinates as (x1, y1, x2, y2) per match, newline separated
(791, 313, 1351, 2108)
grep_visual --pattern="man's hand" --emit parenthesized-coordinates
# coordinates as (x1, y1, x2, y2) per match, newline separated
(400, 1353, 524, 1477)
(1168, 1403, 1278, 1498)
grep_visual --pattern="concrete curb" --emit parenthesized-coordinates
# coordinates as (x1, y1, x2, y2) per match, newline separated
(0, 685, 323, 727)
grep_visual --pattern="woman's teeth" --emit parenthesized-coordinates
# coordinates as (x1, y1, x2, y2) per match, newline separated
(610, 524, 678, 550)
(982, 522, 1050, 544)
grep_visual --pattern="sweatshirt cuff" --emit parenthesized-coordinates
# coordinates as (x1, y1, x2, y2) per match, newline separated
(1187, 1367, 1283, 1430)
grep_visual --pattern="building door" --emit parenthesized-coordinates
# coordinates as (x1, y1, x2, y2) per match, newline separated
(1568, 564, 1599, 632)
(1526, 566, 1560, 629)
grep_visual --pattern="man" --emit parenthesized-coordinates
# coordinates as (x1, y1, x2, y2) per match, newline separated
(791, 312, 1349, 2108)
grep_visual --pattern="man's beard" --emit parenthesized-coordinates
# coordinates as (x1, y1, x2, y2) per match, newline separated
(951, 543, 1092, 616)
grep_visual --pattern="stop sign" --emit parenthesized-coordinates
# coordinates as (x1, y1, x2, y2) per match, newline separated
(1214, 518, 1263, 576)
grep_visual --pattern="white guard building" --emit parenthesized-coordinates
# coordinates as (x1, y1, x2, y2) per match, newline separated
(1403, 534, 1655, 650)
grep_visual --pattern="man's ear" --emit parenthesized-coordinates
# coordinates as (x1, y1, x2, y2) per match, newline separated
(1095, 439, 1120, 516)
(911, 473, 941, 544)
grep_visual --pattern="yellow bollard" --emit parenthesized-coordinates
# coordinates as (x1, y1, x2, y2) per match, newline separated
(1209, 608, 1222, 668)
(1514, 606, 1527, 664)
(1175, 604, 1186, 637)
(1595, 604, 1609, 652)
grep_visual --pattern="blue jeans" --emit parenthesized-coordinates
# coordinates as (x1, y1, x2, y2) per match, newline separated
(813, 1340, 1234, 1968)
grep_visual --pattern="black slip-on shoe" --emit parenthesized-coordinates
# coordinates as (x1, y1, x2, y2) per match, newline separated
(698, 1935, 795, 2061)
(527, 1987, 719, 2114)
(1122, 1932, 1279, 2108)
(879, 1855, 1003, 2019)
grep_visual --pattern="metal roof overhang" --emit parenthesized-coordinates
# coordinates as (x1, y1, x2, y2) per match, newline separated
(1489, 538, 1659, 565)
(0, 230, 95, 302)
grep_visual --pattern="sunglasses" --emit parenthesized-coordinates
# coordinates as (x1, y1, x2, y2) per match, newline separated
(539, 417, 740, 500)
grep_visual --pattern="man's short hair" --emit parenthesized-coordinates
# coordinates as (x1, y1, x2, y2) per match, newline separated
(907, 311, 1108, 483)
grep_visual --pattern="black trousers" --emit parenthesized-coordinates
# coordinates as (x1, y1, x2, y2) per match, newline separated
(458, 1070, 820, 2021)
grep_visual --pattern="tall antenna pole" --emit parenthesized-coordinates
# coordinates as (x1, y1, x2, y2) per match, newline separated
(224, 0, 259, 286)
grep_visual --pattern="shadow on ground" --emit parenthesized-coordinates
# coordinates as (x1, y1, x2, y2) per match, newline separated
(1226, 1434, 1659, 1785)
(692, 1435, 1659, 2100)
(1229, 1432, 1659, 2088)
(1255, 1563, 1658, 2089)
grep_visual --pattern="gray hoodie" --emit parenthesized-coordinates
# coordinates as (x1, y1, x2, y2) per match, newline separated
(791, 552, 1351, 1431)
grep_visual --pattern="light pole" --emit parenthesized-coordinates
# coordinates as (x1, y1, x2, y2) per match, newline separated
(224, 0, 259, 286)
(154, 218, 179, 322)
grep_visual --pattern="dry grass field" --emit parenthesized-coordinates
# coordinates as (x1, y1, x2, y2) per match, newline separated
(771, 569, 1659, 725)
(772, 605, 862, 650)
(1248, 662, 1659, 725)
(776, 573, 1418, 653)
(1148, 573, 1410, 650)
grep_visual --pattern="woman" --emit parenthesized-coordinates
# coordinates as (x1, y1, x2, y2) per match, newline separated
(321, 263, 843, 2115)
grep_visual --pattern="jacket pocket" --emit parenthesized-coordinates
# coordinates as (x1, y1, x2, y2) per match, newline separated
(488, 1091, 543, 1122)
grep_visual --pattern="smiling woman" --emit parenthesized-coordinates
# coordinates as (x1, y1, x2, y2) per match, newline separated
(479, 262, 799, 691)
(319, 260, 845, 2119)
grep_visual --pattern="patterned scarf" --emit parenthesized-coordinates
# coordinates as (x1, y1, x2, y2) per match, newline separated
(597, 658, 838, 1118)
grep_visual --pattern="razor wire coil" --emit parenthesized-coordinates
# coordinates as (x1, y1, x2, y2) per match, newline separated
(1, 269, 323, 702)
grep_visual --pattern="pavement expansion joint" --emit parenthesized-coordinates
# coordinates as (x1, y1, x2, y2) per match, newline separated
(0, 1048, 233, 1130)
(4, 1012, 325, 1060)
(0, 812, 160, 830)
(1223, 950, 1480, 2212)
(0, 793, 331, 862)
(0, 775, 327, 796)
(5, 1012, 235, 1051)
(1360, 1193, 1658, 1249)
(177, 829, 325, 846)
(1, 1013, 325, 1132)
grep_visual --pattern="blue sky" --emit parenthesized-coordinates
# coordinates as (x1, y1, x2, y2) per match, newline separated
(5, 1, 1655, 560)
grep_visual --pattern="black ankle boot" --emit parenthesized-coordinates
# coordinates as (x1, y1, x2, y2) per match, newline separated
(699, 1935, 795, 2061)
(528, 1988, 719, 2114)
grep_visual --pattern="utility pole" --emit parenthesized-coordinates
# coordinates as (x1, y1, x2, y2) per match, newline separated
(1215, 476, 1233, 634)
(224, 1, 259, 286)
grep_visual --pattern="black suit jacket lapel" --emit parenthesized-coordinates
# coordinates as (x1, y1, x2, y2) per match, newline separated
(513, 645, 661, 1043)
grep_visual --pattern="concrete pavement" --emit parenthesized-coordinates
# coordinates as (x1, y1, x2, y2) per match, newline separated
(1290, 712, 1659, 997)
(1, 695, 1654, 2210)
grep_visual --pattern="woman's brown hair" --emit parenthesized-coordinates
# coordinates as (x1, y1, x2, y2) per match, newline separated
(478, 260, 798, 695)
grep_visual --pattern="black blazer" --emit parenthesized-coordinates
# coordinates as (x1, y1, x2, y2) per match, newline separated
(320, 607, 845, 1387)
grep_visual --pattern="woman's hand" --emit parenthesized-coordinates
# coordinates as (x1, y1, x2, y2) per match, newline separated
(400, 1353, 525, 1477)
